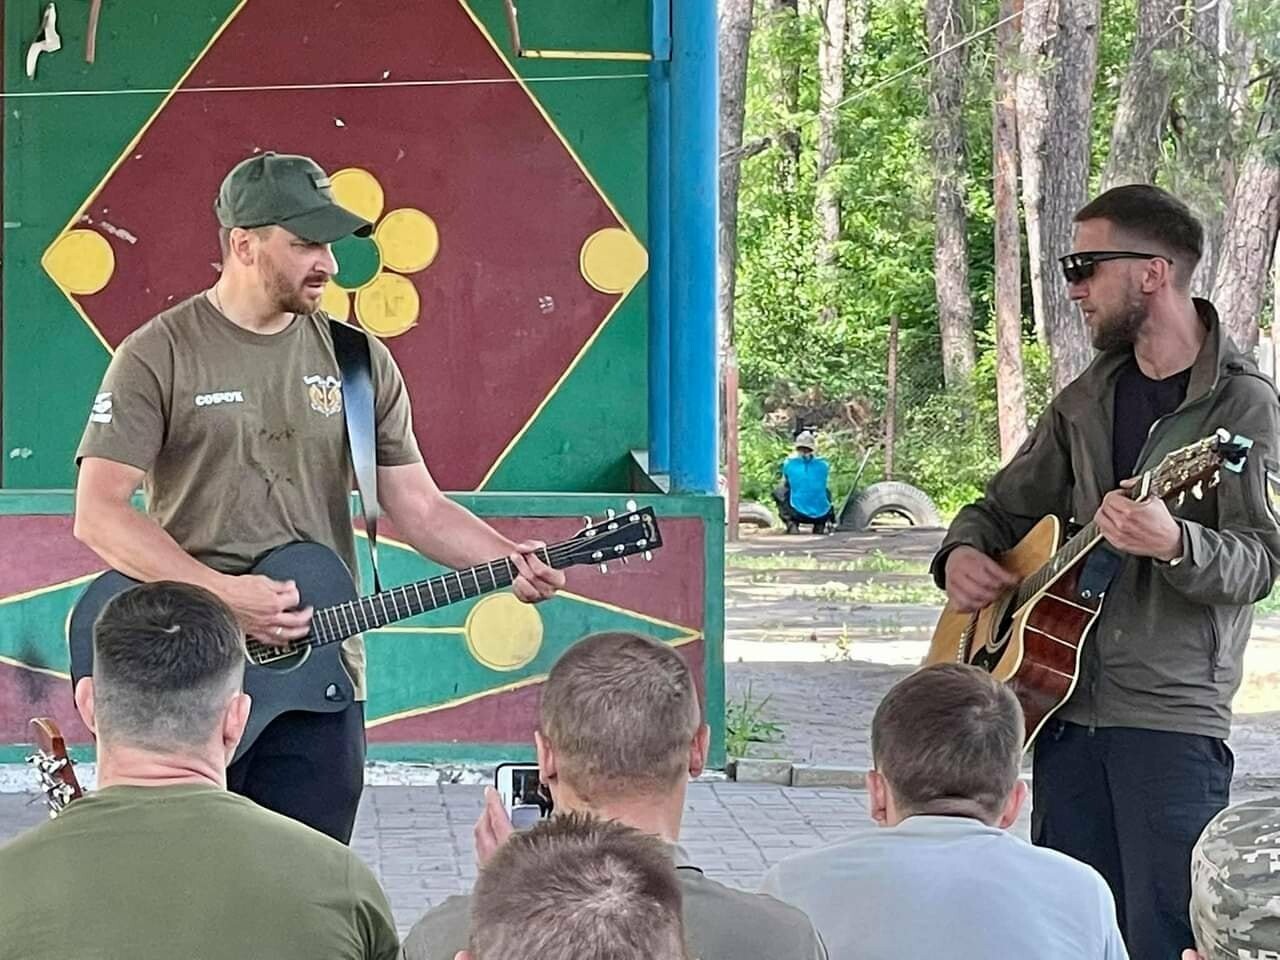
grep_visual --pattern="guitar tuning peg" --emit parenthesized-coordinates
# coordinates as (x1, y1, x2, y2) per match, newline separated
(599, 563, 609, 574)
(642, 550, 653, 562)
(1176, 491, 1186, 508)
(620, 556, 630, 565)
(582, 515, 593, 526)
(606, 508, 616, 520)
(625, 499, 638, 512)
(1192, 480, 1204, 500)
(1209, 471, 1221, 487)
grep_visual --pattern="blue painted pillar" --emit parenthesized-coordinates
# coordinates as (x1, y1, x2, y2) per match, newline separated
(647, 56, 672, 475)
(668, 0, 719, 494)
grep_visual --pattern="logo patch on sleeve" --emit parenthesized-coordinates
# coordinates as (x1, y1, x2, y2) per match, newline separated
(89, 392, 112, 424)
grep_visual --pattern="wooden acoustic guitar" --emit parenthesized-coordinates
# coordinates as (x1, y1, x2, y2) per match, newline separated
(924, 429, 1251, 748)
(27, 718, 83, 817)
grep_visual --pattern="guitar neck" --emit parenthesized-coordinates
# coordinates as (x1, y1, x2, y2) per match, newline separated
(1012, 520, 1103, 610)
(308, 545, 558, 647)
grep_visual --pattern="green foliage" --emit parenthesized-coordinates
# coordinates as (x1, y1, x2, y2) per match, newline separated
(730, 0, 1279, 514)
(725, 683, 785, 759)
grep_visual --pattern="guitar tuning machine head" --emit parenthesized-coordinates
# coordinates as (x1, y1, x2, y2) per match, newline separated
(598, 563, 609, 574)
(1176, 491, 1186, 508)
(642, 550, 653, 562)
(1192, 480, 1204, 500)
(625, 499, 638, 512)
(606, 509, 616, 520)
(582, 515, 594, 526)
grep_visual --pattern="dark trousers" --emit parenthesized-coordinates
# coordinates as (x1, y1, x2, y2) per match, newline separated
(227, 703, 366, 843)
(772, 490, 834, 531)
(1032, 721, 1232, 960)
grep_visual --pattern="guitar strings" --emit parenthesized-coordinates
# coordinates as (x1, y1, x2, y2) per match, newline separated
(244, 527, 642, 662)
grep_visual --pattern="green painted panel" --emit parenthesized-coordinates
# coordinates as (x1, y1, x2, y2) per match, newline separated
(482, 293, 648, 491)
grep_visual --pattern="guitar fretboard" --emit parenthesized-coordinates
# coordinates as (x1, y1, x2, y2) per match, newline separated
(312, 547, 550, 645)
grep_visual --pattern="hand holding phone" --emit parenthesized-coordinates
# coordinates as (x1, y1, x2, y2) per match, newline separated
(494, 762, 554, 830)
(473, 786, 514, 868)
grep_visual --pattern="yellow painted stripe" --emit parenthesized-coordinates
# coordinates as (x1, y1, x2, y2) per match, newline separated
(0, 572, 99, 608)
(457, 0, 636, 232)
(476, 292, 632, 488)
(0, 654, 69, 681)
(41, 0, 253, 356)
(522, 50, 653, 62)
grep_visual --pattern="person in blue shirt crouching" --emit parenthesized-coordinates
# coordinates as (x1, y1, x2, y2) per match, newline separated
(773, 431, 835, 534)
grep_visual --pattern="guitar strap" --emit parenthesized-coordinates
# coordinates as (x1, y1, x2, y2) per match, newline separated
(329, 319, 384, 593)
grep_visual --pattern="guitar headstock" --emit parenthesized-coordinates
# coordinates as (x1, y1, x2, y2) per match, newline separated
(562, 501, 663, 573)
(27, 718, 83, 817)
(1138, 428, 1253, 505)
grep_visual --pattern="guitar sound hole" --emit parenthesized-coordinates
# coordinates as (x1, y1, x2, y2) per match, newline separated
(968, 594, 1019, 672)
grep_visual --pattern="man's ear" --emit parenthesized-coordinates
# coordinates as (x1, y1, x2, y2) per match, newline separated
(866, 769, 890, 826)
(996, 779, 1029, 830)
(690, 724, 710, 778)
(534, 730, 556, 783)
(221, 692, 251, 764)
(74, 676, 97, 736)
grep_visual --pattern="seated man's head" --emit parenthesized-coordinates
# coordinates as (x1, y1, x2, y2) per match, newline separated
(868, 663, 1026, 828)
(74, 581, 249, 778)
(460, 812, 688, 960)
(536, 632, 707, 829)
(1183, 797, 1280, 960)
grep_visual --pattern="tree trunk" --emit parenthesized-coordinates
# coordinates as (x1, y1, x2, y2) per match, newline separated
(718, 0, 754, 348)
(1211, 78, 1280, 351)
(815, 0, 848, 271)
(926, 0, 976, 386)
(885, 315, 899, 480)
(1100, 0, 1183, 190)
(768, 0, 802, 185)
(1018, 0, 1101, 391)
(1190, 1, 1255, 296)
(993, 0, 1027, 459)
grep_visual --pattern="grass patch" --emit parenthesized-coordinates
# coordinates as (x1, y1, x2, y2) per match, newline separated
(802, 578, 944, 606)
(725, 683, 785, 758)
(1256, 588, 1280, 617)
(728, 550, 929, 575)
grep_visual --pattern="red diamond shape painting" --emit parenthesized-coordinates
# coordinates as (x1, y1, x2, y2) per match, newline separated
(42, 0, 648, 490)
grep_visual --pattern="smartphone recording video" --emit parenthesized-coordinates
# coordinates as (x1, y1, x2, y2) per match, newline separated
(495, 762, 554, 830)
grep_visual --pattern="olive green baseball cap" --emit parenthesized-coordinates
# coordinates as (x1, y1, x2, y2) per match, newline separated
(214, 151, 372, 244)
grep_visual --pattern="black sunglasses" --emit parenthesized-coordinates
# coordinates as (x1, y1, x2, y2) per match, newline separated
(1058, 250, 1172, 284)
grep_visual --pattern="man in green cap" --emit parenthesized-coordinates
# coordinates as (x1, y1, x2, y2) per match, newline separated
(1184, 797, 1280, 960)
(71, 151, 565, 843)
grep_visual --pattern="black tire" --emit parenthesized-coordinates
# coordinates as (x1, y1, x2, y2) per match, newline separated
(736, 500, 777, 529)
(839, 480, 942, 531)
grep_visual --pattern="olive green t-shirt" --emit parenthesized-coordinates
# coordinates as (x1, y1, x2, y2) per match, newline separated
(0, 784, 400, 960)
(75, 294, 422, 698)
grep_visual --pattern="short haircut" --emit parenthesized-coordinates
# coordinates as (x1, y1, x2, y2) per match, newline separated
(1074, 184, 1204, 287)
(871, 663, 1023, 820)
(92, 581, 245, 751)
(217, 225, 272, 259)
(539, 633, 702, 803)
(468, 812, 688, 960)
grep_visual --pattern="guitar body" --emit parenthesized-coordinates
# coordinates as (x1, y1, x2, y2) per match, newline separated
(69, 541, 359, 764)
(924, 515, 1105, 748)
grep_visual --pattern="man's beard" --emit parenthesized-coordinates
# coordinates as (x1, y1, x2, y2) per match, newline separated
(1090, 288, 1148, 351)
(260, 250, 320, 315)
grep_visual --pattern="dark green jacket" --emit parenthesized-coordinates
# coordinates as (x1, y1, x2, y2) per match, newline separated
(933, 300, 1280, 738)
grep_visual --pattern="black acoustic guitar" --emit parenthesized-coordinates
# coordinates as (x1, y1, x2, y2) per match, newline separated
(68, 505, 662, 762)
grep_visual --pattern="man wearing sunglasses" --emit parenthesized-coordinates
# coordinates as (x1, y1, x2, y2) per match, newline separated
(930, 183, 1280, 959)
